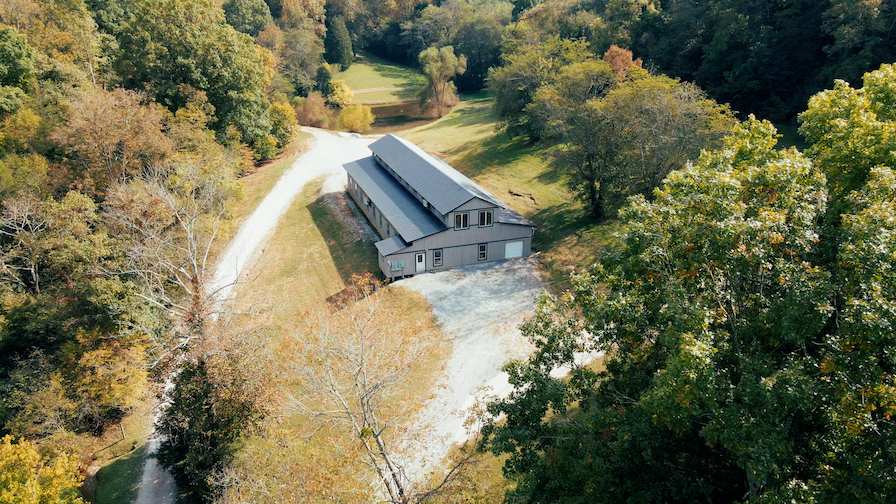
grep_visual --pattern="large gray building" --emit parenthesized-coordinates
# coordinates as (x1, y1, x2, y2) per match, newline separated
(344, 134, 534, 279)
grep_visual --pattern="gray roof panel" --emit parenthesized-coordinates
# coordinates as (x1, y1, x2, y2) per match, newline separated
(344, 156, 446, 242)
(495, 207, 533, 227)
(375, 235, 408, 256)
(369, 134, 503, 215)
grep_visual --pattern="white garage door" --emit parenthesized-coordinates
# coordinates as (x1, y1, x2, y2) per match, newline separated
(504, 241, 523, 259)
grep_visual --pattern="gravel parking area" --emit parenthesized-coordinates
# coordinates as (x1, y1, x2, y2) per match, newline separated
(395, 257, 545, 481)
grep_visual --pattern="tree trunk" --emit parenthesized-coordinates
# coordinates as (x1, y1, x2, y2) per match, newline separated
(588, 178, 605, 221)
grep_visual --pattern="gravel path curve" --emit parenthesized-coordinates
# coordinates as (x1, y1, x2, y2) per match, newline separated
(132, 128, 375, 504)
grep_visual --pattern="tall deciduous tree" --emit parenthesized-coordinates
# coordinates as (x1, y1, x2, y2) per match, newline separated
(453, 14, 504, 92)
(485, 66, 896, 502)
(105, 159, 236, 343)
(547, 73, 734, 220)
(489, 37, 591, 138)
(51, 87, 173, 198)
(109, 0, 277, 158)
(280, 25, 324, 95)
(0, 27, 35, 113)
(223, 0, 273, 36)
(418, 46, 466, 118)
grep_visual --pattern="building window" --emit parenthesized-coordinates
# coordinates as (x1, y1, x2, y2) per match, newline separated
(388, 260, 405, 272)
(478, 210, 493, 227)
(454, 212, 469, 230)
(478, 243, 487, 261)
(433, 249, 443, 267)
(365, 196, 372, 208)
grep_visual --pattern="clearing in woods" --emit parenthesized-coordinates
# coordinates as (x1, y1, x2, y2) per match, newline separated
(335, 53, 426, 105)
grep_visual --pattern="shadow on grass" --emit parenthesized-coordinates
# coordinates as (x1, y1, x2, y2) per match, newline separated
(307, 193, 379, 286)
(357, 54, 425, 101)
(410, 97, 495, 140)
(531, 201, 595, 252)
(452, 131, 567, 186)
(93, 445, 147, 504)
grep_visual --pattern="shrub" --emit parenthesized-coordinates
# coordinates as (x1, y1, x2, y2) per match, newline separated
(269, 101, 296, 148)
(314, 64, 334, 95)
(327, 79, 353, 108)
(338, 104, 374, 133)
(294, 92, 330, 128)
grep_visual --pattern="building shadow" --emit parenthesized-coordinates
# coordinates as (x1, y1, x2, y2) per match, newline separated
(306, 192, 379, 288)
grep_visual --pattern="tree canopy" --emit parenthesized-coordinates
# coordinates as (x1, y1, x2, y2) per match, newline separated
(484, 64, 896, 503)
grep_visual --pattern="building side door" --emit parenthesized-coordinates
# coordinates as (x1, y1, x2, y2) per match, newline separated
(415, 252, 425, 273)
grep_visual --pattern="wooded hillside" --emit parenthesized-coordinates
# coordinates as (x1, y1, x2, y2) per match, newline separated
(1, 1, 895, 503)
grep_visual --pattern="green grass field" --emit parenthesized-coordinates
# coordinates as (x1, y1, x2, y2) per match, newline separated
(88, 400, 154, 504)
(401, 94, 621, 289)
(335, 54, 426, 105)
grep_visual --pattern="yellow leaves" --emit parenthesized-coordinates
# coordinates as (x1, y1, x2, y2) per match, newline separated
(74, 336, 149, 414)
(0, 106, 40, 151)
(338, 104, 374, 133)
(327, 79, 353, 108)
(0, 435, 85, 504)
(819, 356, 836, 374)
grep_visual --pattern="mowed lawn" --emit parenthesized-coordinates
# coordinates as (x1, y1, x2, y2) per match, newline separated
(223, 177, 449, 501)
(335, 53, 426, 105)
(89, 399, 155, 504)
(401, 94, 621, 289)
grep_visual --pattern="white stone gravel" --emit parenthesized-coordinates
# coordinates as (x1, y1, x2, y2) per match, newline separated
(395, 258, 545, 482)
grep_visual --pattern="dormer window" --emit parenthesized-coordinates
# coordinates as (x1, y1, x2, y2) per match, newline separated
(478, 210, 493, 227)
(454, 212, 469, 230)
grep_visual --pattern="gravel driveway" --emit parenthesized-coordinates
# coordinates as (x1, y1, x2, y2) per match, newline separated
(134, 128, 376, 504)
(396, 257, 545, 482)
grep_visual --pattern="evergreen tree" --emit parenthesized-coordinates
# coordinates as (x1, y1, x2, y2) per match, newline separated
(324, 15, 353, 70)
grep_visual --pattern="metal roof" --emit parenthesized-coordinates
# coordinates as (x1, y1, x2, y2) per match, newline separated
(369, 134, 503, 215)
(344, 156, 446, 242)
(495, 207, 533, 227)
(375, 235, 408, 256)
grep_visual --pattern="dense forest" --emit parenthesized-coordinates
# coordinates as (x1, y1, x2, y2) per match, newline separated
(1, 0, 895, 503)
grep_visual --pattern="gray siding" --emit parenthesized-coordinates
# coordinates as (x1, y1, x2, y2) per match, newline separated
(347, 174, 399, 239)
(348, 164, 535, 279)
(380, 223, 533, 278)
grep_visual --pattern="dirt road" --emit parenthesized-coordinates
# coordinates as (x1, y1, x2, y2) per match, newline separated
(132, 128, 375, 504)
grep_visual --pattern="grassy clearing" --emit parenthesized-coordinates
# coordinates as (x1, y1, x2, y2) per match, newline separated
(92, 445, 147, 504)
(221, 178, 449, 501)
(231, 179, 379, 320)
(336, 54, 426, 105)
(87, 399, 154, 503)
(401, 94, 621, 289)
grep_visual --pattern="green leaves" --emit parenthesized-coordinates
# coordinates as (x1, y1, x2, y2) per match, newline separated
(110, 0, 279, 158)
(799, 64, 896, 208)
(0, 27, 35, 91)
